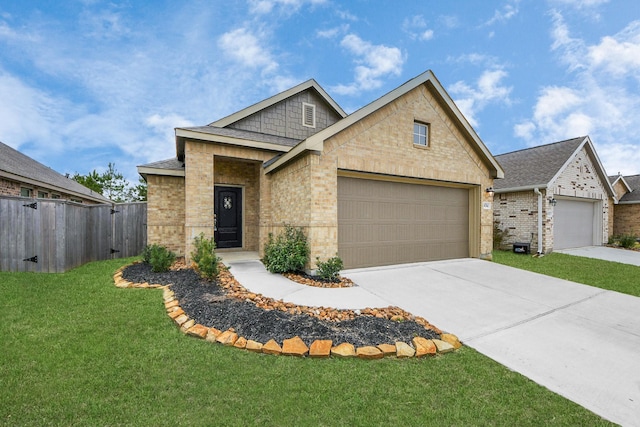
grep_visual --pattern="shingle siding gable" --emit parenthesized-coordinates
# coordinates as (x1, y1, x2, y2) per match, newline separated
(228, 89, 342, 140)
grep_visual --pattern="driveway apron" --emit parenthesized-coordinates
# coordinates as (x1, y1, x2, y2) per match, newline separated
(345, 259, 640, 427)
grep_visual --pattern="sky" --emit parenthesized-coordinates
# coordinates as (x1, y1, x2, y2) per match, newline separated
(1, 0, 639, 184)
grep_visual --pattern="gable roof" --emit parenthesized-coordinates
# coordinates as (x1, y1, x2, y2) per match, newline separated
(618, 174, 640, 204)
(493, 136, 616, 198)
(138, 157, 185, 179)
(0, 141, 111, 203)
(263, 69, 504, 178)
(210, 79, 347, 128)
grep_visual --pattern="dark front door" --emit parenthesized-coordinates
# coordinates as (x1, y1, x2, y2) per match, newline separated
(214, 186, 242, 249)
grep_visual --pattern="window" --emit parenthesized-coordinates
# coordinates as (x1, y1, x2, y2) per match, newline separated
(51, 194, 61, 199)
(20, 187, 32, 197)
(37, 191, 48, 199)
(413, 122, 429, 146)
(302, 102, 316, 128)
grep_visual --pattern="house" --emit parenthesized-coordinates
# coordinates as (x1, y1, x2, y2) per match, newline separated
(0, 141, 111, 204)
(138, 70, 504, 270)
(493, 136, 616, 254)
(609, 173, 640, 236)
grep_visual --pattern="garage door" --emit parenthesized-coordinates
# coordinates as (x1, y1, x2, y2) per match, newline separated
(554, 198, 598, 249)
(338, 176, 469, 269)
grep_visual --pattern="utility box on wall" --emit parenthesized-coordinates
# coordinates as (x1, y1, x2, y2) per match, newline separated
(513, 242, 531, 254)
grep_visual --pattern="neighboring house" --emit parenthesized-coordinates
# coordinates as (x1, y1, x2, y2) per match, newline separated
(609, 173, 640, 236)
(138, 70, 504, 270)
(0, 141, 111, 204)
(493, 136, 616, 254)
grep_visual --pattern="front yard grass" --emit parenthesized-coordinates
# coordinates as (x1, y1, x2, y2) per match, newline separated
(493, 250, 640, 297)
(0, 258, 612, 426)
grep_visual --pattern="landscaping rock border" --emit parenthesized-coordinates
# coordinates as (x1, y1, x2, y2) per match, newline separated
(112, 263, 463, 359)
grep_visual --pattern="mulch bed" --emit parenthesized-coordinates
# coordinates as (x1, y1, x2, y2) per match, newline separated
(121, 262, 440, 347)
(282, 271, 354, 288)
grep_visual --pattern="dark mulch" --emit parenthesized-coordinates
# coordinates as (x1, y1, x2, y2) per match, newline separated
(122, 263, 439, 347)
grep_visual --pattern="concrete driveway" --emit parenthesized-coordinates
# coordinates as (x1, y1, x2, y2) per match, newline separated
(229, 256, 640, 425)
(343, 259, 640, 427)
(556, 245, 640, 266)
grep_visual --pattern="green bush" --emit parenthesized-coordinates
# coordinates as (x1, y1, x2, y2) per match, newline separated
(191, 233, 221, 280)
(262, 225, 310, 273)
(619, 234, 637, 249)
(143, 244, 176, 272)
(315, 256, 343, 282)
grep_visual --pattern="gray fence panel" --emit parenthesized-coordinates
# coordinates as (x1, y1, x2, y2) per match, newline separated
(0, 197, 147, 273)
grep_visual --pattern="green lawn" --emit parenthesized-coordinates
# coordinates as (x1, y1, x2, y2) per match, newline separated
(493, 250, 640, 297)
(0, 258, 613, 426)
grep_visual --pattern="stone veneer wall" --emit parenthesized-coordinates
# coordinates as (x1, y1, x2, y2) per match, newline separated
(614, 204, 640, 236)
(267, 82, 495, 267)
(146, 175, 186, 256)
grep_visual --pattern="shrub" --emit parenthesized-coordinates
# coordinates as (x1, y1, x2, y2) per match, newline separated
(191, 233, 221, 280)
(262, 225, 310, 273)
(315, 256, 343, 282)
(143, 244, 176, 272)
(619, 234, 637, 249)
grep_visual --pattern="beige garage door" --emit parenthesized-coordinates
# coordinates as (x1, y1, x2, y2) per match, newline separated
(338, 176, 469, 269)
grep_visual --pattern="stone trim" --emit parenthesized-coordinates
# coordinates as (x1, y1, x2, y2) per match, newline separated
(112, 263, 462, 359)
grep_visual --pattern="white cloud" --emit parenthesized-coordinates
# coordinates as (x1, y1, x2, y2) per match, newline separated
(402, 15, 435, 41)
(316, 24, 349, 39)
(449, 69, 512, 128)
(331, 34, 404, 95)
(514, 13, 640, 174)
(483, 1, 520, 27)
(218, 27, 279, 74)
(248, 0, 327, 15)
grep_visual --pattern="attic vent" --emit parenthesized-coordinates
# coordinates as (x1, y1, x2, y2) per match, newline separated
(302, 102, 316, 128)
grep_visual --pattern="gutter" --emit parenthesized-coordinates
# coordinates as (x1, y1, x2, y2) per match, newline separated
(533, 188, 543, 255)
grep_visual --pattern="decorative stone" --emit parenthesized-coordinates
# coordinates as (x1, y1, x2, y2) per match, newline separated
(433, 339, 455, 354)
(180, 319, 195, 333)
(356, 346, 384, 360)
(282, 336, 309, 357)
(246, 340, 263, 352)
(186, 324, 208, 339)
(440, 333, 462, 349)
(377, 344, 396, 356)
(234, 336, 247, 349)
(165, 300, 179, 309)
(216, 330, 239, 346)
(309, 340, 333, 358)
(168, 308, 185, 319)
(331, 343, 356, 358)
(205, 328, 221, 343)
(174, 314, 189, 326)
(412, 337, 437, 357)
(395, 341, 415, 358)
(262, 339, 282, 355)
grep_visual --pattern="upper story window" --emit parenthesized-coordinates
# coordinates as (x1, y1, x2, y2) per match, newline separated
(302, 102, 316, 128)
(20, 187, 32, 197)
(413, 122, 429, 147)
(37, 191, 48, 199)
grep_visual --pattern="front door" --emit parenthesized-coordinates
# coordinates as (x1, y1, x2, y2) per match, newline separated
(214, 186, 242, 249)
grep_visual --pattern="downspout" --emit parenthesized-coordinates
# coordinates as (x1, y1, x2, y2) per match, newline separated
(533, 188, 543, 255)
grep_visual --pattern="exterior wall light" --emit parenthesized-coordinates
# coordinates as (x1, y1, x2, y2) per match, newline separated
(547, 196, 557, 206)
(485, 187, 494, 195)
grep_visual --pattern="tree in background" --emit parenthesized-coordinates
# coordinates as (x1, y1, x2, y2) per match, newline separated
(72, 163, 147, 203)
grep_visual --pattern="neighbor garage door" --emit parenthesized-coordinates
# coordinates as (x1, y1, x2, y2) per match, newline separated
(338, 176, 469, 269)
(554, 198, 598, 249)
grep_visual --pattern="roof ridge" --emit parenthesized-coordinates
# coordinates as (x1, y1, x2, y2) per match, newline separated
(495, 136, 586, 157)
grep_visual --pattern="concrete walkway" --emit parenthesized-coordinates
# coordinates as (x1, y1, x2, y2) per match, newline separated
(556, 245, 640, 266)
(227, 257, 640, 426)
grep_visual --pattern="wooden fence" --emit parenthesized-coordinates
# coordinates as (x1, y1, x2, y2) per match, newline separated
(0, 196, 147, 273)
